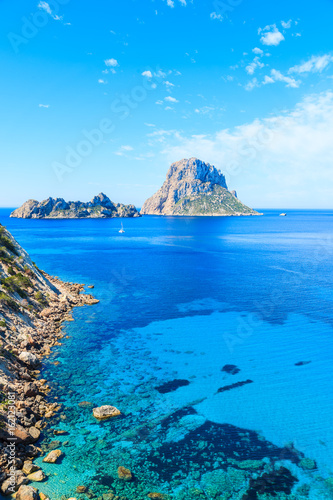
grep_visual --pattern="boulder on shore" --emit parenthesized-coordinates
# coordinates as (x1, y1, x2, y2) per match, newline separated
(16, 485, 39, 500)
(19, 352, 40, 367)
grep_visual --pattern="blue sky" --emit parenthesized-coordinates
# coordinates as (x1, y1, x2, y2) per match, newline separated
(1, 0, 333, 208)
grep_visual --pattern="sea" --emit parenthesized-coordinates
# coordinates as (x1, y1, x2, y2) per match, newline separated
(1, 208, 333, 500)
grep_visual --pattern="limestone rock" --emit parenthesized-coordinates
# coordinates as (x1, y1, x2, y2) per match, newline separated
(19, 352, 40, 368)
(117, 466, 132, 482)
(28, 427, 41, 442)
(22, 461, 40, 475)
(11, 193, 140, 219)
(141, 158, 260, 216)
(39, 493, 50, 500)
(76, 486, 87, 493)
(0, 475, 28, 495)
(42, 449, 63, 463)
(16, 485, 39, 500)
(93, 405, 121, 420)
(27, 470, 46, 482)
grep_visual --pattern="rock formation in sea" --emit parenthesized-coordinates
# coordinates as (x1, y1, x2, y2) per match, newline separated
(10, 193, 140, 219)
(0, 223, 99, 495)
(140, 158, 261, 216)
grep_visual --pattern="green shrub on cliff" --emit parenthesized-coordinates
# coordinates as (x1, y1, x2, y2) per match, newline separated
(0, 233, 19, 256)
(8, 266, 16, 276)
(35, 291, 48, 306)
(0, 247, 14, 263)
(0, 273, 32, 298)
(0, 292, 20, 311)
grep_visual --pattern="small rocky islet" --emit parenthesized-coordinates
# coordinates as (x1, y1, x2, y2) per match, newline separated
(140, 158, 261, 217)
(10, 193, 140, 219)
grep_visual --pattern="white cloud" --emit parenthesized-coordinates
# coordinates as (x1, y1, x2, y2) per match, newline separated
(142, 70, 153, 78)
(245, 78, 259, 91)
(98, 79, 107, 84)
(252, 47, 264, 55)
(259, 25, 285, 46)
(263, 75, 275, 84)
(281, 19, 292, 29)
(115, 145, 134, 156)
(289, 54, 333, 74)
(105, 58, 119, 67)
(150, 91, 333, 207)
(38, 1, 52, 14)
(164, 80, 175, 87)
(165, 96, 179, 103)
(155, 70, 167, 78)
(165, 0, 187, 6)
(145, 123, 156, 127)
(263, 69, 300, 88)
(194, 106, 217, 115)
(38, 104, 50, 108)
(38, 1, 63, 21)
(246, 57, 265, 75)
(210, 12, 223, 21)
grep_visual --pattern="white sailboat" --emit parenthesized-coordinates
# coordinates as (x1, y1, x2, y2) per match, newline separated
(119, 222, 125, 234)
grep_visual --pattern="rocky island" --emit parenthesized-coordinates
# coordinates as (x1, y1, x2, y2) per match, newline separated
(10, 193, 140, 219)
(141, 158, 261, 216)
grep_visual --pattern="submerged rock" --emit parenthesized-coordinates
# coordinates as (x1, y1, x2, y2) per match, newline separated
(117, 466, 132, 482)
(217, 379, 253, 393)
(299, 457, 317, 470)
(93, 405, 121, 420)
(222, 364, 241, 375)
(42, 449, 63, 463)
(242, 466, 298, 499)
(76, 486, 88, 493)
(155, 379, 190, 394)
(27, 470, 46, 482)
(295, 360, 312, 366)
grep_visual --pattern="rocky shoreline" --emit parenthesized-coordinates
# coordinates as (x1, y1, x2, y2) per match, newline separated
(0, 224, 99, 498)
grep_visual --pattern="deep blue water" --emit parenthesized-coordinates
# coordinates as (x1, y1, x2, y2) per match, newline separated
(1, 208, 333, 499)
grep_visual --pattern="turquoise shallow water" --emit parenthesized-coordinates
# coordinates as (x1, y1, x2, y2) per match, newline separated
(1, 209, 333, 499)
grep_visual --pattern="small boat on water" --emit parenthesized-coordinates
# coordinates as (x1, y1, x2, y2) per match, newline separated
(119, 223, 125, 233)
(279, 213, 287, 216)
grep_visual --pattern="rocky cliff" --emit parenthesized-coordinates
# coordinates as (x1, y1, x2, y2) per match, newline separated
(140, 158, 260, 216)
(10, 193, 140, 219)
(0, 223, 98, 494)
